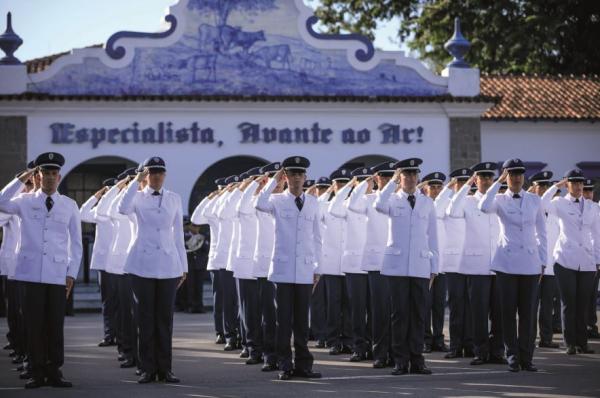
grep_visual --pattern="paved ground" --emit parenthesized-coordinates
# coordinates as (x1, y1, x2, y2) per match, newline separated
(1, 312, 600, 397)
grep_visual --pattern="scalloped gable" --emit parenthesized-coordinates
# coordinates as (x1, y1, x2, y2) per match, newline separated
(27, 0, 448, 97)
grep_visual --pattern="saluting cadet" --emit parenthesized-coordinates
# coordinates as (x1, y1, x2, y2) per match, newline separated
(375, 158, 439, 375)
(447, 162, 506, 365)
(582, 178, 600, 339)
(529, 171, 561, 349)
(440, 168, 474, 359)
(80, 178, 118, 348)
(191, 177, 227, 344)
(232, 168, 263, 365)
(252, 162, 283, 371)
(102, 168, 139, 369)
(329, 167, 372, 362)
(352, 161, 394, 368)
(310, 176, 331, 349)
(256, 156, 322, 381)
(0, 152, 82, 388)
(118, 157, 188, 383)
(541, 170, 600, 355)
(318, 168, 352, 355)
(420, 172, 449, 354)
(479, 158, 547, 372)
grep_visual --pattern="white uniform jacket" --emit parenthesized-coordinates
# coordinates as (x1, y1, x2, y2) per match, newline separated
(316, 190, 346, 276)
(79, 194, 115, 271)
(233, 181, 259, 280)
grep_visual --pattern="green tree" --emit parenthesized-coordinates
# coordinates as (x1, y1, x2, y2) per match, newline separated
(315, 0, 600, 74)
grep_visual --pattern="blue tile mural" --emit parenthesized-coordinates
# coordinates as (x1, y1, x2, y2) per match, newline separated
(29, 0, 447, 97)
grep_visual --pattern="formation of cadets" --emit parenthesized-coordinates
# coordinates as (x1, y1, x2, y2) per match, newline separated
(0, 152, 599, 387)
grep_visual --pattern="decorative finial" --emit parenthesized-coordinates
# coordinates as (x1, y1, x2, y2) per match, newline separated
(0, 12, 23, 65)
(444, 17, 470, 68)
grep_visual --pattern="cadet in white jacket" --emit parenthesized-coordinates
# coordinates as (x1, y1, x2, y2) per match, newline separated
(582, 179, 600, 339)
(541, 169, 600, 355)
(375, 158, 438, 376)
(319, 168, 352, 354)
(329, 168, 371, 361)
(0, 152, 82, 388)
(479, 158, 547, 372)
(529, 171, 561, 349)
(118, 157, 187, 384)
(420, 171, 449, 354)
(80, 178, 118, 347)
(352, 161, 394, 368)
(447, 162, 505, 365)
(255, 156, 322, 381)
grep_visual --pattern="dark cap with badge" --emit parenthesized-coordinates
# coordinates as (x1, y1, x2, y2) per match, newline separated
(450, 167, 474, 180)
(564, 168, 585, 182)
(529, 171, 553, 186)
(315, 177, 331, 187)
(393, 158, 422, 173)
(35, 152, 65, 170)
(371, 160, 397, 177)
(103, 178, 118, 187)
(224, 175, 241, 185)
(282, 156, 310, 172)
(351, 167, 371, 179)
(27, 160, 36, 169)
(117, 167, 137, 180)
(245, 166, 262, 178)
(421, 172, 446, 185)
(142, 156, 166, 173)
(330, 168, 351, 182)
(584, 178, 595, 190)
(259, 162, 282, 176)
(303, 179, 315, 189)
(472, 162, 498, 176)
(502, 158, 526, 174)
(214, 177, 227, 186)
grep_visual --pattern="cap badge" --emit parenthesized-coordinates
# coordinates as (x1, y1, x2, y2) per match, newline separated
(274, 164, 280, 170)
(48, 153, 54, 160)
(153, 157, 159, 163)
(410, 159, 415, 166)
(485, 163, 490, 169)
(295, 157, 300, 164)
(462, 169, 467, 175)
(362, 168, 367, 174)
(435, 173, 439, 178)
(389, 162, 394, 168)
(342, 170, 347, 175)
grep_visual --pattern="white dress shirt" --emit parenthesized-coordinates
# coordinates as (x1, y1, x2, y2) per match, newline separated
(0, 178, 82, 285)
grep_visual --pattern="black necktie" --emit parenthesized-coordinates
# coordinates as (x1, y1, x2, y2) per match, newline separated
(295, 196, 303, 211)
(46, 196, 53, 212)
(575, 198, 580, 203)
(513, 193, 521, 199)
(152, 191, 160, 196)
(408, 194, 416, 209)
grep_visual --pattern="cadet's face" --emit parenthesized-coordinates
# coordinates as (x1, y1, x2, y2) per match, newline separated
(39, 169, 61, 193)
(316, 186, 329, 196)
(400, 171, 418, 191)
(583, 189, 594, 200)
(425, 184, 443, 199)
(533, 184, 548, 196)
(476, 174, 494, 193)
(568, 181, 583, 198)
(147, 171, 165, 190)
(507, 172, 524, 192)
(33, 172, 42, 190)
(456, 179, 468, 190)
(375, 175, 392, 190)
(333, 180, 347, 193)
(284, 170, 305, 191)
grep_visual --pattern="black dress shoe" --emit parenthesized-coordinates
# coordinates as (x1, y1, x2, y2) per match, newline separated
(463, 348, 475, 358)
(47, 377, 73, 387)
(432, 343, 450, 352)
(25, 378, 46, 389)
(98, 339, 115, 347)
(508, 362, 520, 372)
(120, 359, 136, 368)
(349, 352, 365, 362)
(158, 371, 180, 383)
(315, 340, 325, 348)
(576, 345, 595, 354)
(423, 344, 432, 353)
(488, 355, 508, 365)
(372, 359, 386, 368)
(293, 369, 321, 378)
(566, 346, 577, 355)
(328, 345, 342, 355)
(246, 356, 261, 365)
(410, 365, 432, 375)
(19, 370, 32, 379)
(223, 342, 236, 351)
(16, 364, 25, 372)
(12, 354, 24, 364)
(444, 350, 462, 359)
(117, 353, 127, 361)
(8, 350, 16, 357)
(137, 372, 156, 384)
(239, 348, 250, 358)
(521, 363, 538, 372)
(3, 343, 13, 350)
(278, 370, 293, 380)
(261, 363, 278, 372)
(391, 365, 409, 375)
(470, 357, 486, 366)
(215, 334, 225, 344)
(539, 341, 560, 348)
(135, 368, 143, 376)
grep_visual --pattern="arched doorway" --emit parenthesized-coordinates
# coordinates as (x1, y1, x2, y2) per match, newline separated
(188, 155, 270, 215)
(339, 154, 397, 171)
(59, 156, 137, 285)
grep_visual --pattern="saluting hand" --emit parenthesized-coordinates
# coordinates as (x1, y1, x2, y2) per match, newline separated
(274, 169, 285, 183)
(136, 167, 149, 182)
(466, 174, 476, 186)
(94, 186, 108, 199)
(392, 168, 402, 184)
(17, 168, 36, 184)
(306, 185, 318, 197)
(366, 176, 375, 193)
(498, 169, 509, 184)
(556, 178, 568, 189)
